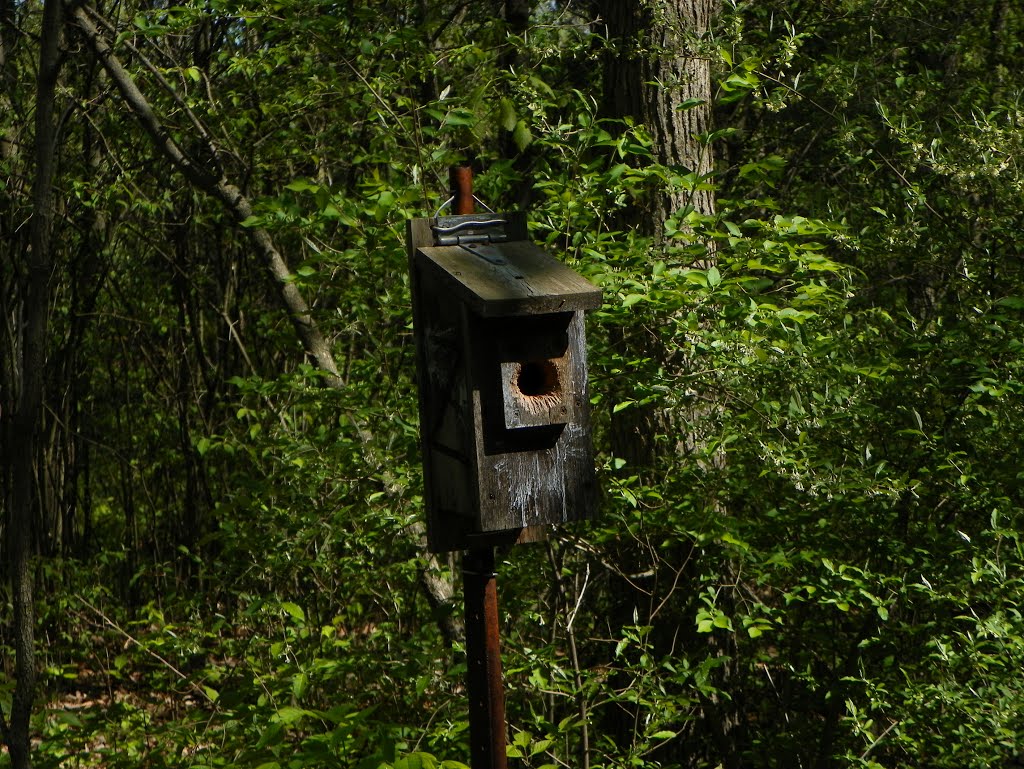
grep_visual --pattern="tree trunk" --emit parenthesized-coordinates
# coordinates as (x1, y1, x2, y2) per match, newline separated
(500, 0, 534, 207)
(2, 2, 63, 766)
(597, 3, 742, 768)
(598, 0, 717, 235)
(0, 0, 18, 165)
(599, 0, 720, 471)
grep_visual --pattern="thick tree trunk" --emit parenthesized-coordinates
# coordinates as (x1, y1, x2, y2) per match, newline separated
(597, 3, 742, 769)
(599, 0, 720, 470)
(598, 0, 717, 234)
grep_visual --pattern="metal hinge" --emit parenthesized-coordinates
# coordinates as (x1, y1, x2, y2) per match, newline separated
(432, 214, 509, 246)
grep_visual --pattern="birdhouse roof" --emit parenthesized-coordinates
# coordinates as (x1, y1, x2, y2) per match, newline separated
(415, 241, 602, 317)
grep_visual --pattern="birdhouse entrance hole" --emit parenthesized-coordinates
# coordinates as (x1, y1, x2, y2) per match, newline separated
(516, 360, 560, 398)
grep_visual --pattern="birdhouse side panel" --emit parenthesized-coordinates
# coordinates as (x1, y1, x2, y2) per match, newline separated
(410, 255, 480, 551)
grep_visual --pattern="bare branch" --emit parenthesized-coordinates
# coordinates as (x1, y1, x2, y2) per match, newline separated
(70, 3, 342, 386)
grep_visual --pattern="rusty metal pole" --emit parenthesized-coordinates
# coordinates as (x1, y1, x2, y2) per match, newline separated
(463, 546, 508, 769)
(451, 163, 507, 769)
(450, 165, 475, 215)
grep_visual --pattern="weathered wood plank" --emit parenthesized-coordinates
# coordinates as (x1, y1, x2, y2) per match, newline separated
(417, 241, 602, 317)
(471, 311, 596, 531)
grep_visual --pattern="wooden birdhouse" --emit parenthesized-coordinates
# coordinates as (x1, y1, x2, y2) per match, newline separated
(407, 211, 601, 553)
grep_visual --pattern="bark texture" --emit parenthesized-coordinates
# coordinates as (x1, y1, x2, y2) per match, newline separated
(599, 0, 721, 471)
(597, 4, 741, 768)
(598, 0, 718, 232)
(3, 2, 63, 766)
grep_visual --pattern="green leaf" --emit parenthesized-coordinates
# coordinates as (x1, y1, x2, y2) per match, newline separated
(720, 532, 747, 549)
(445, 109, 476, 127)
(292, 672, 308, 699)
(608, 163, 629, 181)
(676, 97, 705, 111)
(54, 711, 84, 727)
(395, 753, 439, 769)
(512, 119, 533, 151)
(280, 601, 305, 622)
(531, 739, 554, 755)
(685, 271, 709, 287)
(620, 487, 638, 508)
(622, 293, 645, 307)
(498, 98, 518, 132)
(274, 706, 308, 725)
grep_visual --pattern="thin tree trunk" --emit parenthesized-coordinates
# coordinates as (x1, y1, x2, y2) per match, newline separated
(62, 68, 109, 556)
(500, 0, 534, 207)
(0, 0, 18, 164)
(3, 1, 63, 766)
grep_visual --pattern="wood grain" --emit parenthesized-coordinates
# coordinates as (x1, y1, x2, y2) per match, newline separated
(417, 241, 602, 317)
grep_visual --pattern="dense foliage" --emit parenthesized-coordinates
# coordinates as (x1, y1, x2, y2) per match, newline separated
(3, 1, 1024, 767)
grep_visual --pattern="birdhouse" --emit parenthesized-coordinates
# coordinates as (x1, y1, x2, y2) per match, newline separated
(407, 211, 601, 553)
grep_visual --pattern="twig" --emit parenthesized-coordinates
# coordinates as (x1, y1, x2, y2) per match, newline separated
(74, 594, 218, 706)
(547, 543, 591, 769)
(860, 719, 901, 760)
(82, 5, 225, 174)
